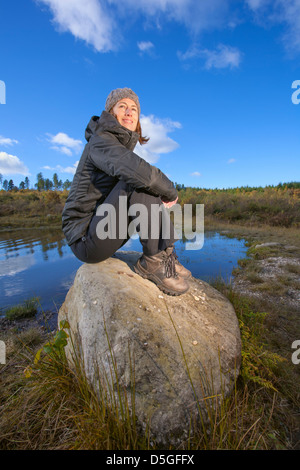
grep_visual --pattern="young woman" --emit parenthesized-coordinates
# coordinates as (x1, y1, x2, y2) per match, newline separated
(62, 87, 191, 295)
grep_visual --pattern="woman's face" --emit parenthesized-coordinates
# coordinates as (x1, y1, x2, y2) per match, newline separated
(112, 98, 139, 132)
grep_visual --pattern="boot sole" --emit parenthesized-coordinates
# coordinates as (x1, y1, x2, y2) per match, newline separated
(133, 263, 189, 296)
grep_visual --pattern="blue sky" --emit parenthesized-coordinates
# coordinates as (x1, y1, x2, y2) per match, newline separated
(0, 0, 300, 190)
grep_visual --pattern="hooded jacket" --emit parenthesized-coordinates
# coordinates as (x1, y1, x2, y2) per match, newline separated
(62, 111, 178, 246)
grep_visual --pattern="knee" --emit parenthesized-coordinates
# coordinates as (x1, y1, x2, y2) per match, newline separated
(114, 180, 133, 196)
(130, 189, 161, 205)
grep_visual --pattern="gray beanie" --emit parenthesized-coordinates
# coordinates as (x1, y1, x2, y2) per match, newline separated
(105, 87, 141, 115)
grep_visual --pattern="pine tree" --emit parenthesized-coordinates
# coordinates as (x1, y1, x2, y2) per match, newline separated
(35, 172, 45, 191)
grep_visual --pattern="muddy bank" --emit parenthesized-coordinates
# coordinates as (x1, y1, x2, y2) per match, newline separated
(0, 309, 58, 336)
(232, 243, 300, 311)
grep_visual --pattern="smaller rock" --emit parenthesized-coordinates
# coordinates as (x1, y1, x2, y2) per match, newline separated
(255, 242, 280, 249)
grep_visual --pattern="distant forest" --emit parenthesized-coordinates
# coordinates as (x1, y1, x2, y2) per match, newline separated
(0, 172, 72, 192)
(175, 181, 300, 227)
(0, 171, 299, 194)
(0, 172, 299, 228)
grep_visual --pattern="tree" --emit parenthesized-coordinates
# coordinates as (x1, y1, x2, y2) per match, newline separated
(175, 183, 185, 191)
(19, 181, 25, 190)
(35, 172, 45, 191)
(53, 172, 62, 190)
(8, 179, 14, 191)
(44, 178, 53, 191)
(3, 179, 8, 191)
(62, 179, 72, 190)
(0, 173, 3, 188)
(24, 176, 30, 189)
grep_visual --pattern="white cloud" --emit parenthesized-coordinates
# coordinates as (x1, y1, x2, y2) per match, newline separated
(203, 45, 242, 69)
(36, 0, 300, 64)
(137, 41, 155, 57)
(0, 136, 19, 146)
(246, 0, 300, 53)
(110, 0, 229, 35)
(36, 0, 117, 52)
(179, 44, 242, 69)
(137, 41, 154, 52)
(37, 0, 231, 53)
(46, 132, 83, 155)
(275, 0, 300, 52)
(177, 45, 200, 61)
(227, 158, 236, 164)
(50, 145, 73, 156)
(0, 152, 29, 176)
(190, 171, 202, 176)
(42, 161, 79, 175)
(134, 114, 181, 164)
(246, 0, 271, 11)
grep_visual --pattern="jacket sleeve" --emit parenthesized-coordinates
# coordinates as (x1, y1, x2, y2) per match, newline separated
(89, 132, 178, 201)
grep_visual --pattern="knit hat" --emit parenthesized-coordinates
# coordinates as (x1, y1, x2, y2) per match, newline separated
(105, 87, 140, 116)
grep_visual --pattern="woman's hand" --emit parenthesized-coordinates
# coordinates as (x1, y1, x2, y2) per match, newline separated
(162, 196, 178, 209)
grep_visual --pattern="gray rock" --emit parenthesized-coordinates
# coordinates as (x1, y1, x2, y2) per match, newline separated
(254, 242, 281, 249)
(58, 251, 241, 447)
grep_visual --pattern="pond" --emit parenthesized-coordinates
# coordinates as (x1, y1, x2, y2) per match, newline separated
(0, 228, 248, 314)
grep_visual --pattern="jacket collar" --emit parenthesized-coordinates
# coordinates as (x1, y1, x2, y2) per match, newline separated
(85, 111, 139, 151)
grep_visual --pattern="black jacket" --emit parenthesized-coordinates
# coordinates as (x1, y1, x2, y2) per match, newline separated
(62, 111, 178, 245)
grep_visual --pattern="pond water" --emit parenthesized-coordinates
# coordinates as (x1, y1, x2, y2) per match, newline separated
(0, 228, 248, 314)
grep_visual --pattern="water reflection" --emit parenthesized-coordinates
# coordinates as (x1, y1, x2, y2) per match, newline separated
(0, 230, 66, 262)
(0, 228, 248, 314)
(0, 229, 82, 313)
(124, 231, 247, 283)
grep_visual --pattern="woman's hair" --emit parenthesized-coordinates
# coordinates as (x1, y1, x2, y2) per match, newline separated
(110, 110, 149, 145)
(135, 120, 150, 145)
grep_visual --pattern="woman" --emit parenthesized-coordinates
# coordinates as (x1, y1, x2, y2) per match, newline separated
(62, 87, 191, 295)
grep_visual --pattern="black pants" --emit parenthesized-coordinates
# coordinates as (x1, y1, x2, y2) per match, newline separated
(70, 181, 178, 263)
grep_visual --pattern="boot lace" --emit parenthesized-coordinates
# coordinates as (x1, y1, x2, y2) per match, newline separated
(161, 249, 178, 278)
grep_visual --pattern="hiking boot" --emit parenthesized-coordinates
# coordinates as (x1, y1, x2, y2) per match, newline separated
(134, 249, 190, 296)
(165, 246, 192, 279)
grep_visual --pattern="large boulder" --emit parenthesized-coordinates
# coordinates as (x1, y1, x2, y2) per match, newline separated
(58, 251, 241, 447)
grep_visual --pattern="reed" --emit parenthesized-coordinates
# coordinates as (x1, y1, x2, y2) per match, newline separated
(1, 289, 295, 450)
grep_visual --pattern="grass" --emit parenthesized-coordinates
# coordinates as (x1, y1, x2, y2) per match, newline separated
(4, 297, 39, 321)
(178, 184, 300, 228)
(0, 320, 149, 450)
(0, 189, 67, 229)
(1, 184, 299, 230)
(285, 263, 300, 275)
